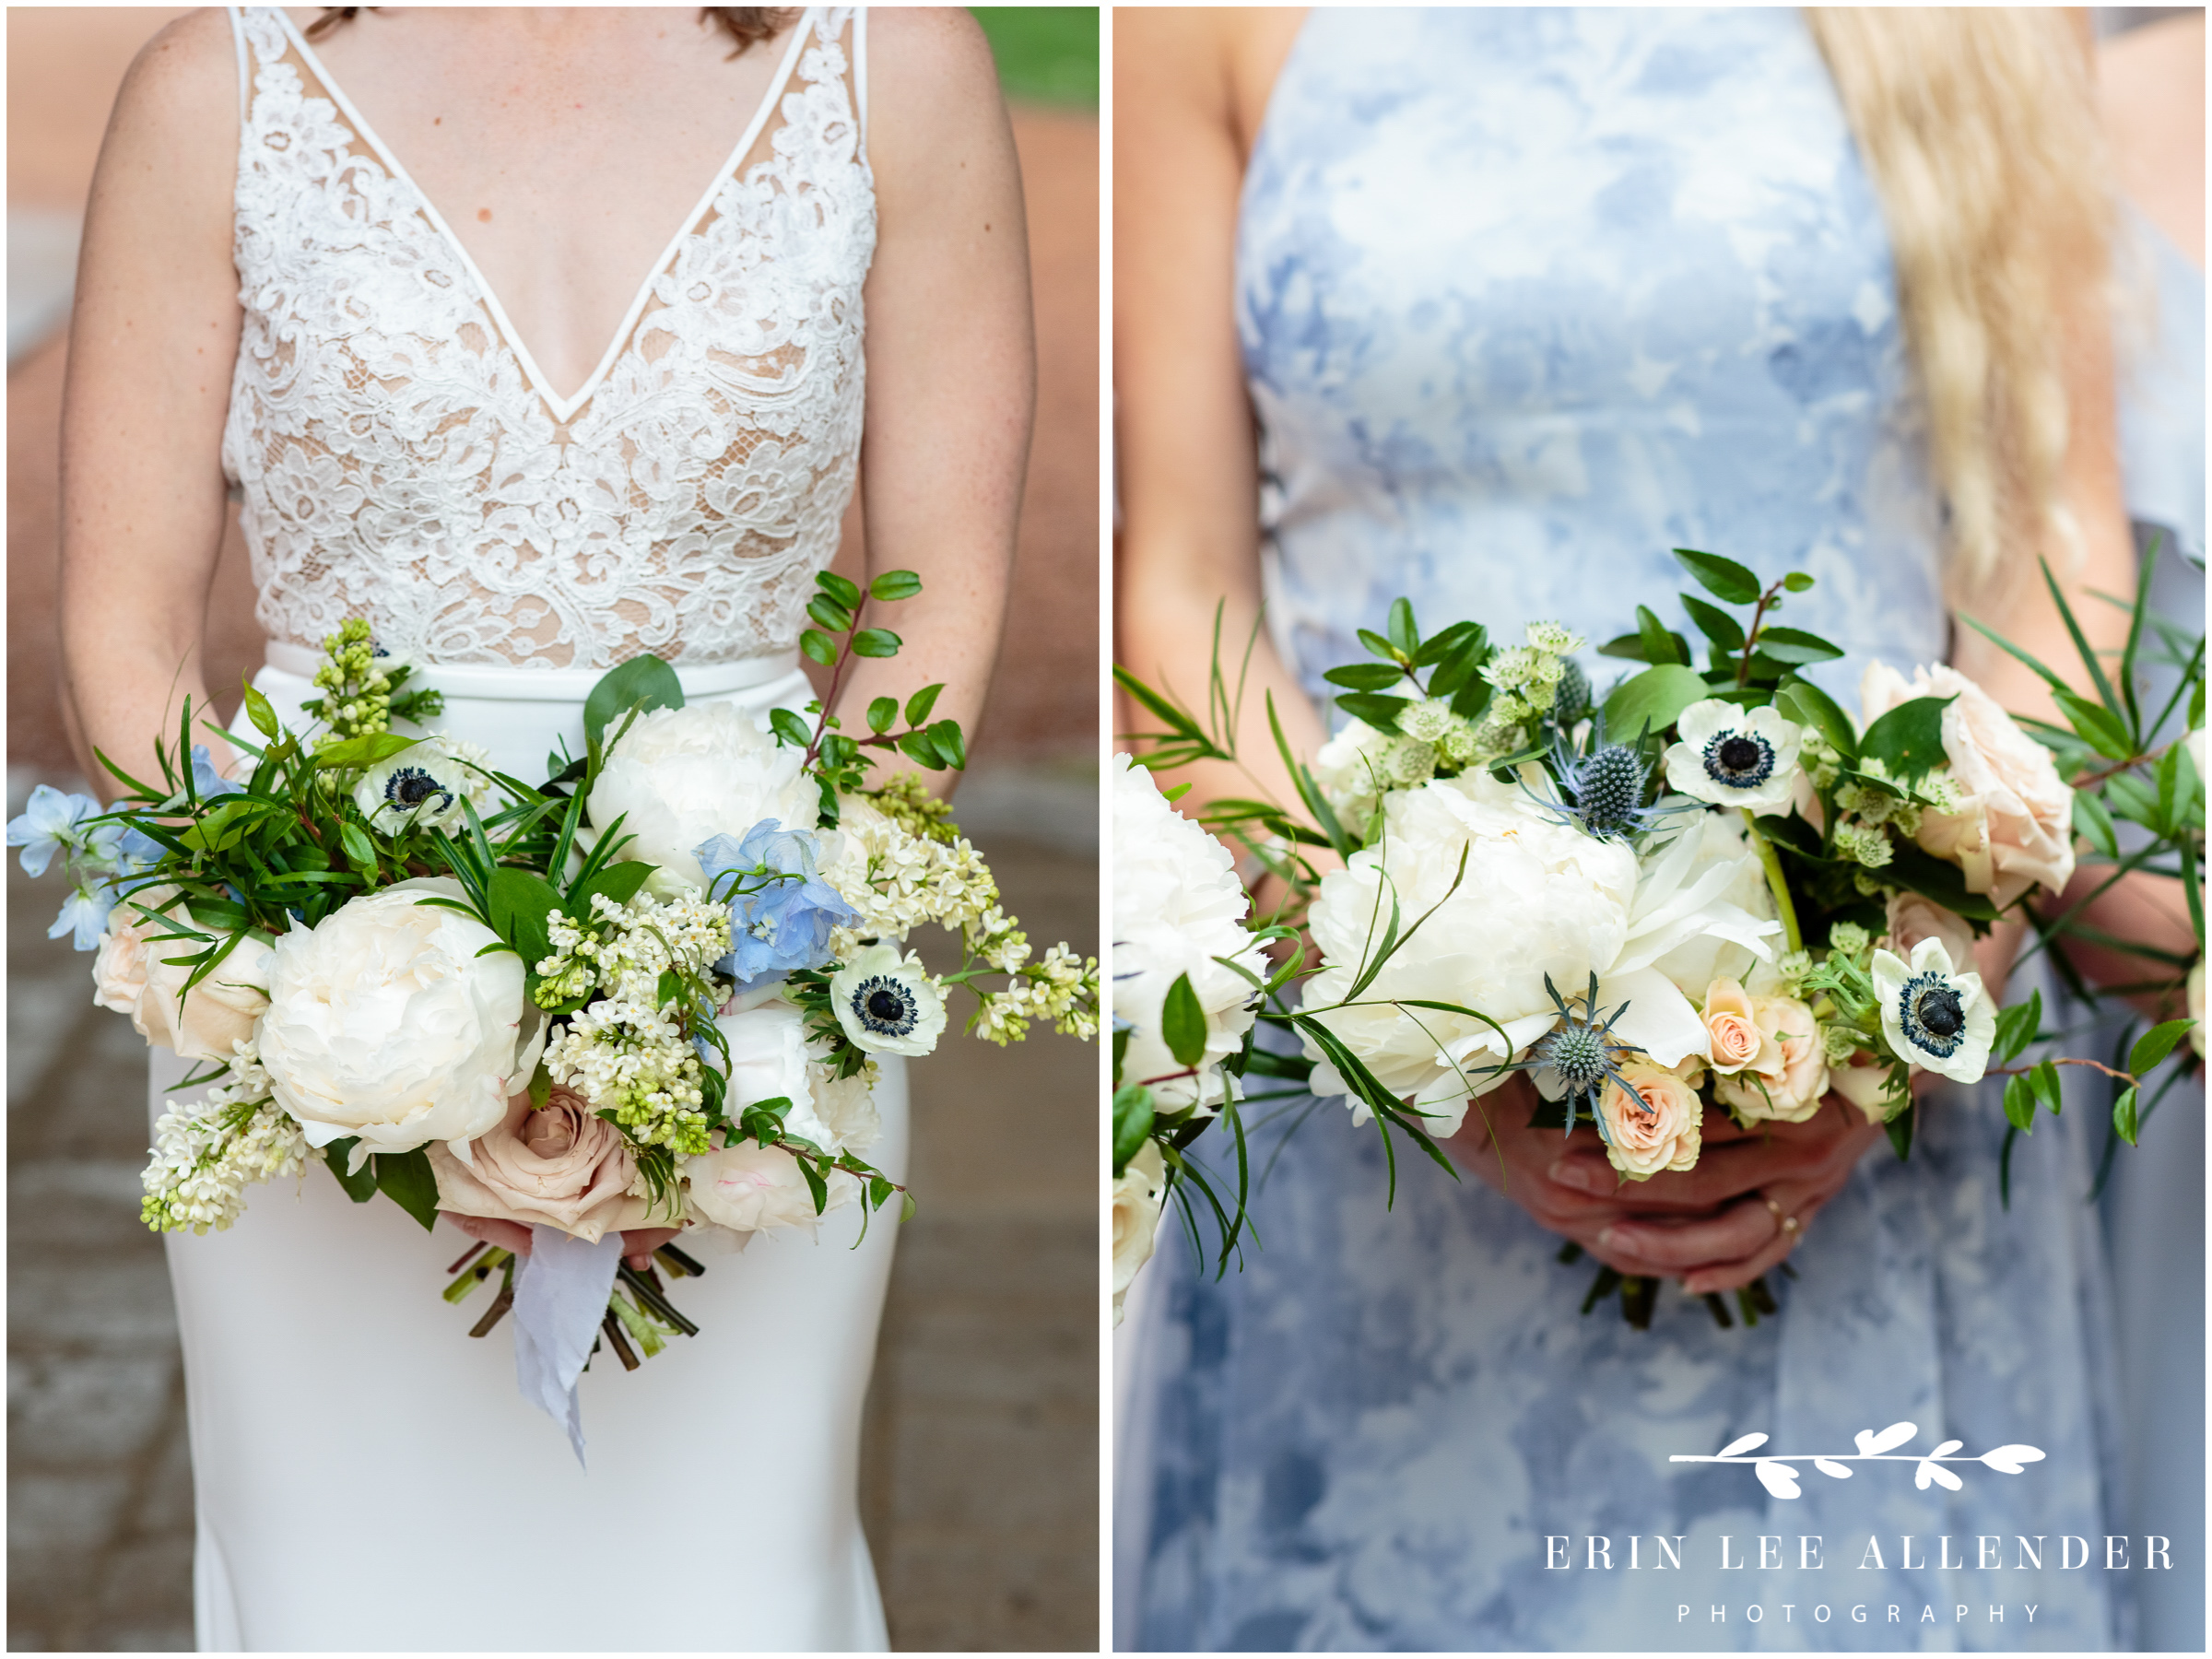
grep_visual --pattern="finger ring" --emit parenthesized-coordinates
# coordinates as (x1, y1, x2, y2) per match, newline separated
(1763, 1195, 1801, 1240)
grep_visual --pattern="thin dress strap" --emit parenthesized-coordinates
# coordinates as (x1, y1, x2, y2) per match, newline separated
(854, 7, 869, 144)
(226, 5, 252, 125)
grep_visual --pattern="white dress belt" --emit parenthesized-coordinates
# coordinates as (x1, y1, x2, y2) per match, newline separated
(260, 641, 805, 701)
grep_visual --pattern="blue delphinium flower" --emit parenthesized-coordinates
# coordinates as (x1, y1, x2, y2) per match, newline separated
(695, 819, 859, 988)
(6, 785, 103, 877)
(50, 883, 119, 951)
(190, 746, 245, 800)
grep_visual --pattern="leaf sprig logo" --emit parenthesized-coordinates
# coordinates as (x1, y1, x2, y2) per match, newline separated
(1671, 1421, 2045, 1499)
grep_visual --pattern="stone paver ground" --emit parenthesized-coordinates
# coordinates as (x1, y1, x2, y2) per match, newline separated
(7, 797, 1100, 1652)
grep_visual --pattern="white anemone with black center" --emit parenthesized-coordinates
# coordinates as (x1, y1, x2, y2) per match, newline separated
(828, 941, 947, 1058)
(350, 735, 492, 832)
(1663, 699, 1804, 814)
(1869, 934, 1994, 1083)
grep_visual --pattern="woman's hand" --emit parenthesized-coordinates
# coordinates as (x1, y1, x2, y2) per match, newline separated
(1448, 1077, 1888, 1293)
(445, 1213, 681, 1272)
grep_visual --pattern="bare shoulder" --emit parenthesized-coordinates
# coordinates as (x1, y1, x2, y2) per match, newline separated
(863, 6, 1004, 131)
(112, 7, 243, 135)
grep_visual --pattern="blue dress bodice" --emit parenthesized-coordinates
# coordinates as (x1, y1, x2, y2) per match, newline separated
(1240, 6, 1948, 712)
(1123, 12, 2136, 1652)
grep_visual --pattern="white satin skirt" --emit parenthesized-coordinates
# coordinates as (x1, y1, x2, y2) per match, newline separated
(154, 650, 904, 1652)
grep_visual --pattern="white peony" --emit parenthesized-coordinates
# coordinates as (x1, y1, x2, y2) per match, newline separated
(1300, 773, 1781, 1135)
(352, 735, 493, 833)
(2189, 957, 2205, 1061)
(256, 879, 539, 1166)
(1640, 813, 1781, 994)
(1664, 700, 1804, 815)
(1112, 1140, 1168, 1326)
(828, 942, 947, 1058)
(711, 997, 880, 1154)
(1112, 755, 1268, 1113)
(1870, 935, 1994, 1085)
(683, 1140, 857, 1234)
(583, 701, 815, 893)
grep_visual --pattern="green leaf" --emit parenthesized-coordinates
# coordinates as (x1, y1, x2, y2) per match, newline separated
(1858, 695, 1953, 782)
(1161, 972, 1207, 1069)
(1679, 594, 1745, 652)
(1335, 692, 1413, 730)
(2053, 688, 2133, 761)
(895, 729, 947, 770)
(1773, 677, 1860, 762)
(241, 681, 282, 739)
(569, 858, 653, 913)
(1412, 620, 1479, 667)
(1782, 571, 1817, 594)
(798, 1157, 830, 1215)
(1673, 547, 1762, 605)
(1324, 663, 1411, 691)
(2112, 1086, 2140, 1147)
(1356, 628, 1404, 664)
(900, 1192, 917, 1223)
(338, 822, 378, 871)
(768, 708, 813, 749)
(2028, 1059, 2064, 1116)
(1386, 597, 1420, 656)
(924, 719, 967, 771)
(800, 629, 839, 666)
(487, 866, 565, 967)
(1636, 605, 1690, 667)
(313, 732, 419, 771)
(2002, 1073, 2038, 1132)
(903, 683, 944, 727)
(1112, 1084, 1156, 1174)
(1749, 626, 1845, 665)
(2072, 791, 2119, 859)
(818, 571, 865, 609)
(324, 1141, 377, 1203)
(851, 629, 901, 658)
(582, 655, 684, 750)
(1597, 632, 1652, 663)
(865, 697, 899, 735)
(868, 569, 923, 603)
(2039, 557, 2123, 715)
(372, 1148, 441, 1231)
(806, 595, 854, 633)
(1600, 664, 1710, 740)
(1992, 990, 2042, 1065)
(2128, 1019, 2197, 1077)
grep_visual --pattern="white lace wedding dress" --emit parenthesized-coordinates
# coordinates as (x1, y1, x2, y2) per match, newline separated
(152, 9, 900, 1649)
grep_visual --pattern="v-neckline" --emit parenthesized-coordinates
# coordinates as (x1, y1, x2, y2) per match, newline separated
(274, 6, 818, 423)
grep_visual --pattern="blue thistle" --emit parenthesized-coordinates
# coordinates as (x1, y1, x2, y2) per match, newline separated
(1552, 657, 1593, 725)
(1513, 973, 1648, 1141)
(1524, 717, 1689, 842)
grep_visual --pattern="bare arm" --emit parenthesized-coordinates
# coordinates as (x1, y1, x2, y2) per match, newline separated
(59, 9, 245, 801)
(1113, 8, 1321, 827)
(840, 9, 1032, 800)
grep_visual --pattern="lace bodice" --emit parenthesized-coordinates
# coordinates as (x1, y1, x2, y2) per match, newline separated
(221, 6, 874, 670)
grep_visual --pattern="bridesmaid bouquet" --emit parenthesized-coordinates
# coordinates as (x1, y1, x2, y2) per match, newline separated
(15, 569, 1098, 1376)
(1117, 549, 2200, 1327)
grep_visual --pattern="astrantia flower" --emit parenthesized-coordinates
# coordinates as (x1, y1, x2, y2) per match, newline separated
(697, 819, 856, 987)
(1112, 756, 1267, 1112)
(1664, 701, 1803, 815)
(353, 735, 491, 833)
(1870, 936, 1994, 1084)
(829, 942, 947, 1058)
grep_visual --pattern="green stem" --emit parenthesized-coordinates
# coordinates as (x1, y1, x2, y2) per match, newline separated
(1740, 809, 1803, 954)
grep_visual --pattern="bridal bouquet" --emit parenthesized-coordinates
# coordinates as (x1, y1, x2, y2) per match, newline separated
(17, 569, 1099, 1380)
(1118, 549, 2200, 1326)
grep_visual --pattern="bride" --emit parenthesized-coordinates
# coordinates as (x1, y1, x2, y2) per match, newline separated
(57, 6, 1030, 1650)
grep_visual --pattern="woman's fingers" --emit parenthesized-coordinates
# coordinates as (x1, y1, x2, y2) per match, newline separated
(619, 1225, 683, 1269)
(1595, 1194, 1778, 1271)
(446, 1212, 534, 1256)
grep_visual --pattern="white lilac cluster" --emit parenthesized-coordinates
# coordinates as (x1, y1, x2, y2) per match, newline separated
(538, 890, 732, 1155)
(1112, 755, 1268, 1114)
(141, 1044, 309, 1235)
(820, 795, 1000, 951)
(971, 941, 1100, 1045)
